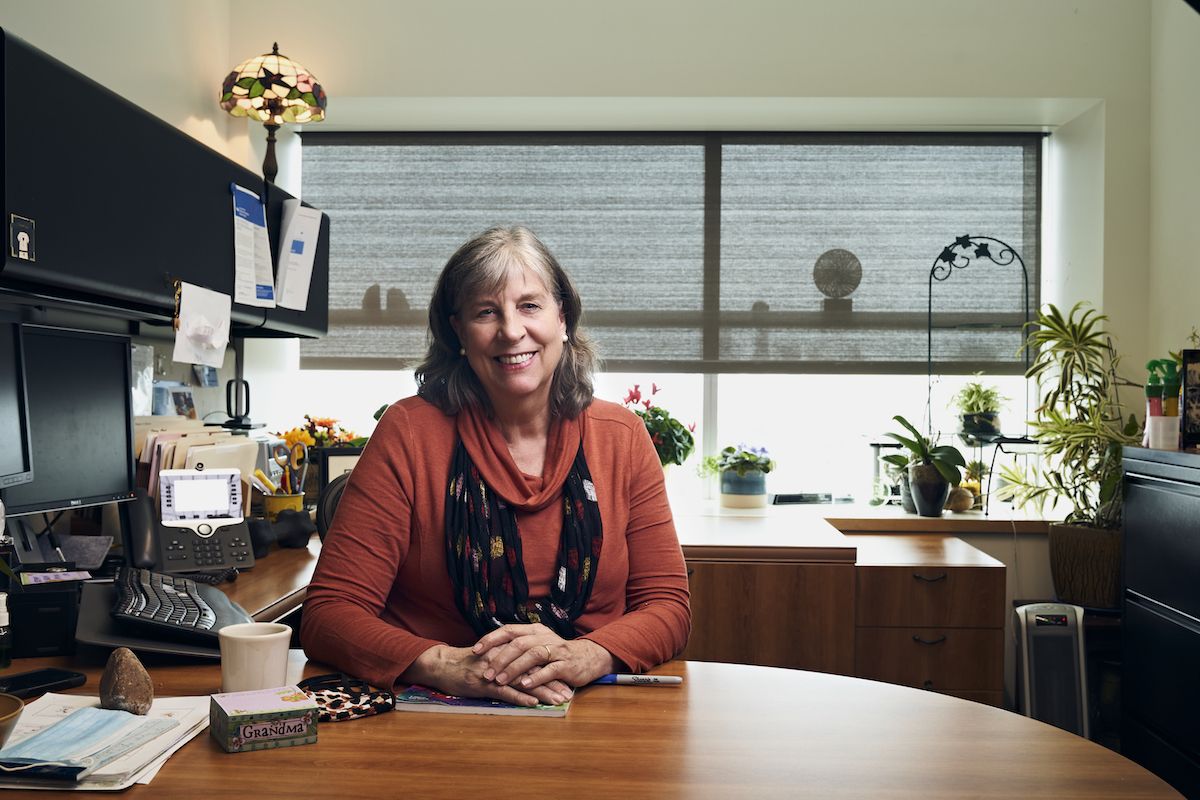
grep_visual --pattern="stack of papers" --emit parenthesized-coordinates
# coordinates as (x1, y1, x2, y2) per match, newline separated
(0, 694, 209, 791)
(133, 416, 258, 514)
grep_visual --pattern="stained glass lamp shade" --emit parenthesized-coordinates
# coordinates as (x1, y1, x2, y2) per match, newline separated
(220, 43, 326, 183)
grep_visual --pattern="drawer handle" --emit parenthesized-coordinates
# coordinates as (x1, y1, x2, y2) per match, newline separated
(686, 567, 694, 577)
(923, 680, 935, 690)
(912, 572, 947, 583)
(912, 635, 947, 646)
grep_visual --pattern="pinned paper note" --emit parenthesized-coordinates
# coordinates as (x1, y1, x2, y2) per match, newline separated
(172, 282, 231, 368)
(231, 183, 276, 308)
(275, 199, 321, 311)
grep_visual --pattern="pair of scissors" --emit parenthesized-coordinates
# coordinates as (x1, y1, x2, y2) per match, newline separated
(272, 442, 308, 495)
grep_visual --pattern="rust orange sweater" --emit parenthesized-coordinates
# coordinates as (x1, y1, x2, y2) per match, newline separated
(300, 396, 691, 690)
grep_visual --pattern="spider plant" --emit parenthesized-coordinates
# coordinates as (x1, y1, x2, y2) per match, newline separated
(1004, 302, 1141, 530)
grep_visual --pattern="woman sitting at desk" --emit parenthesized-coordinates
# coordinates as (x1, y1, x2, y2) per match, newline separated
(301, 226, 691, 707)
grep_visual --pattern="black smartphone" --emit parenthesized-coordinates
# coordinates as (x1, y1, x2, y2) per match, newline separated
(0, 668, 87, 699)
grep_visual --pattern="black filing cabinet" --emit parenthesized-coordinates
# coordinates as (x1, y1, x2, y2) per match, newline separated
(1122, 447, 1200, 798)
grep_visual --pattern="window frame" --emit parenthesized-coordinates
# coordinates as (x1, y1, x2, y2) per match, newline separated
(300, 130, 1043, 375)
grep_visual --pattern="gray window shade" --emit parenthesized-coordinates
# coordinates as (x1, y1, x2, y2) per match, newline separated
(301, 133, 1040, 373)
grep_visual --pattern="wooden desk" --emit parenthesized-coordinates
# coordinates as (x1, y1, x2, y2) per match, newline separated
(222, 536, 321, 622)
(0, 658, 1179, 798)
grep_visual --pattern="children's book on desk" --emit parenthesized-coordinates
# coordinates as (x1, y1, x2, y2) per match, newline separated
(394, 685, 570, 717)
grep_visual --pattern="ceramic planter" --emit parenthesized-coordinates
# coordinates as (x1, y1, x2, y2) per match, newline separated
(907, 462, 950, 517)
(898, 473, 917, 514)
(959, 411, 1001, 445)
(1047, 522, 1122, 609)
(720, 469, 767, 508)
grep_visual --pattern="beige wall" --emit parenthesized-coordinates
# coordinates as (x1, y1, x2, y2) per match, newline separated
(2, 0, 248, 163)
(1150, 0, 1200, 357)
(3, 0, 1195, 369)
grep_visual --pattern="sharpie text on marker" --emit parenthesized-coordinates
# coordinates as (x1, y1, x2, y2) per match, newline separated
(594, 674, 683, 686)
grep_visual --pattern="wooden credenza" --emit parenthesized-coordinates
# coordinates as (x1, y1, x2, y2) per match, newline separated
(684, 560, 856, 675)
(678, 512, 857, 675)
(676, 510, 1007, 705)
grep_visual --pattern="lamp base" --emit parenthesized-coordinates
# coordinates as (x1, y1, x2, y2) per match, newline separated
(262, 123, 280, 184)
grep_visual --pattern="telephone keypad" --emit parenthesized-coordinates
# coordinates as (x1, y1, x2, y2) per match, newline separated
(153, 525, 255, 573)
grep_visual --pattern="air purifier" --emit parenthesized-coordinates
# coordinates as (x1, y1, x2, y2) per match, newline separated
(1014, 602, 1089, 737)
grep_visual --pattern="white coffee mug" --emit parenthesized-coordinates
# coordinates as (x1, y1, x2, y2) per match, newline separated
(217, 622, 291, 693)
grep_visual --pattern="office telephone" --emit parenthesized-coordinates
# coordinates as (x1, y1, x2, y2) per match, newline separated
(126, 469, 254, 574)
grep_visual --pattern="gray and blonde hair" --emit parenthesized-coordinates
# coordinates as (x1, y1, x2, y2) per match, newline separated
(415, 226, 598, 418)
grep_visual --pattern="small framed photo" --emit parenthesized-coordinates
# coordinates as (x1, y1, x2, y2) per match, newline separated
(191, 364, 219, 387)
(171, 388, 198, 420)
(1183, 350, 1200, 450)
(317, 446, 365, 491)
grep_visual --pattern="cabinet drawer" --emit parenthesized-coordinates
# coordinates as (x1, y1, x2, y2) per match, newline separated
(855, 627, 1004, 692)
(1125, 473, 1200, 620)
(1124, 599, 1200, 762)
(1122, 714, 1200, 800)
(856, 566, 1004, 628)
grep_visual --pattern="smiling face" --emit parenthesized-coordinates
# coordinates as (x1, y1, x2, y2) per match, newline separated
(451, 264, 566, 419)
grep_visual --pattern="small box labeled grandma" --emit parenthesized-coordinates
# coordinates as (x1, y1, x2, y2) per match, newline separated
(210, 685, 318, 753)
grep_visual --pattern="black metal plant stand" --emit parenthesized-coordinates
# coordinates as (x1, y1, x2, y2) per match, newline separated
(925, 235, 1036, 514)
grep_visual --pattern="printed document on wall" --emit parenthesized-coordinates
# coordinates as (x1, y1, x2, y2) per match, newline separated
(231, 183, 276, 308)
(172, 282, 230, 368)
(275, 199, 321, 311)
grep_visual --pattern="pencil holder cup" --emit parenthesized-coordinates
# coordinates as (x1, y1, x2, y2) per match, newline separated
(262, 493, 304, 523)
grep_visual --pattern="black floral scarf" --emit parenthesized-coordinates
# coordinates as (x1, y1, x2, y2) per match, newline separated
(445, 439, 603, 640)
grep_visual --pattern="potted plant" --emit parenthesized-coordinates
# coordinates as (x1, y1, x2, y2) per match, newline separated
(879, 451, 917, 514)
(1000, 302, 1141, 609)
(962, 459, 989, 509)
(699, 444, 776, 508)
(951, 376, 1006, 443)
(884, 415, 966, 517)
(623, 384, 695, 467)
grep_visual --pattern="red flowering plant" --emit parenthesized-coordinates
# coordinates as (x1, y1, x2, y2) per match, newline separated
(623, 384, 696, 467)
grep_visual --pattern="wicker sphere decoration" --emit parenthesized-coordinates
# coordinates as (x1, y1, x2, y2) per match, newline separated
(812, 249, 863, 299)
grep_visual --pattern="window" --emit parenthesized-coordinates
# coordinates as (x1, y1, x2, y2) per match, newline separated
(301, 132, 1041, 375)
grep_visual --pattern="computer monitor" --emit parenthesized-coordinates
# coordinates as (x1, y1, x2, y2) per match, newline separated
(0, 324, 137, 517)
(0, 319, 34, 490)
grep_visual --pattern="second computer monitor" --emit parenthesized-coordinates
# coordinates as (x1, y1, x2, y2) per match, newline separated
(0, 318, 34, 490)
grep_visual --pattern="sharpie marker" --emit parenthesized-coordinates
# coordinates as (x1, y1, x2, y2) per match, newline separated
(594, 674, 683, 686)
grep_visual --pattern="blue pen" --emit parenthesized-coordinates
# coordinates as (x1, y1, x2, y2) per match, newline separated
(594, 674, 683, 686)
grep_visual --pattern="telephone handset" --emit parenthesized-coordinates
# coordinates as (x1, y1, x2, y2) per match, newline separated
(126, 469, 254, 573)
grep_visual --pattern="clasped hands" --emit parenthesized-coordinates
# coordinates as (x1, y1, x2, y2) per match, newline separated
(406, 623, 614, 708)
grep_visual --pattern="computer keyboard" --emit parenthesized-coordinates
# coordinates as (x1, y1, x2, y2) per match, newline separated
(110, 567, 253, 643)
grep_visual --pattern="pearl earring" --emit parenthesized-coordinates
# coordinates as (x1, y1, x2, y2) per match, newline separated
(561, 333, 569, 343)
(459, 347, 466, 356)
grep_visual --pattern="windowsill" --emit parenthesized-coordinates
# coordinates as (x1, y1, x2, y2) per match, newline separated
(676, 496, 1053, 535)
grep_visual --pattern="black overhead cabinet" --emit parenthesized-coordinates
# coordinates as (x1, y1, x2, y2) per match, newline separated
(0, 29, 328, 338)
